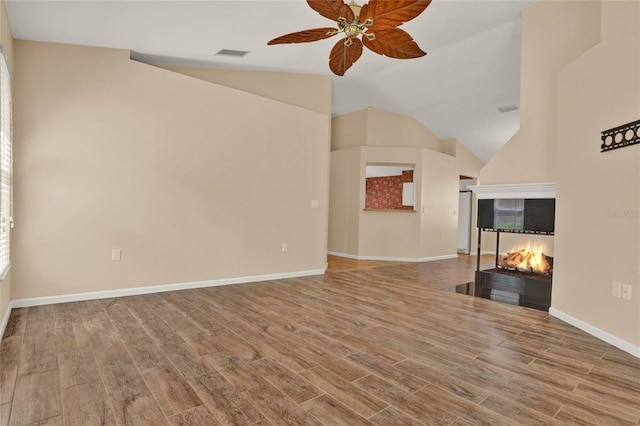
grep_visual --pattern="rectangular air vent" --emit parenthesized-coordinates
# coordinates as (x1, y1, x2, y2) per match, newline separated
(498, 104, 520, 113)
(215, 49, 250, 57)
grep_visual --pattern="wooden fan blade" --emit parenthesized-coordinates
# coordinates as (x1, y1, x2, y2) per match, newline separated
(362, 28, 426, 59)
(268, 28, 338, 45)
(307, 0, 354, 23)
(329, 37, 363, 76)
(361, 0, 431, 31)
(360, 3, 370, 22)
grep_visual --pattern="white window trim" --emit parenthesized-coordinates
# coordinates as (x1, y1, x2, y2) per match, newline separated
(0, 48, 12, 282)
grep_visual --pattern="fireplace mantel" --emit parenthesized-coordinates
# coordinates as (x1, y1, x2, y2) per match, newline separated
(468, 182, 556, 199)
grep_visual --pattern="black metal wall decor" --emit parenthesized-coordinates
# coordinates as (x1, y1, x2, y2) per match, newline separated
(601, 119, 640, 152)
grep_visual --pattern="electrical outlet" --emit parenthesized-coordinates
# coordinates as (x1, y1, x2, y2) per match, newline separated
(612, 281, 621, 298)
(282, 242, 288, 253)
(622, 283, 632, 300)
(311, 199, 319, 209)
(112, 248, 121, 262)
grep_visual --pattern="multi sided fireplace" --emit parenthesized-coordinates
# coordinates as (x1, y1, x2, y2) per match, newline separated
(469, 184, 556, 311)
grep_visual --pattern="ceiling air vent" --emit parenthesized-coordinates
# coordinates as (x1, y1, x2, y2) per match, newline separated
(498, 104, 520, 114)
(215, 49, 250, 57)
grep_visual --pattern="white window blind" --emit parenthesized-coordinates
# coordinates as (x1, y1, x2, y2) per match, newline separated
(0, 53, 12, 280)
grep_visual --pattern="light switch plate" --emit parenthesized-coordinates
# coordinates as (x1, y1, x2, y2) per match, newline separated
(612, 281, 621, 298)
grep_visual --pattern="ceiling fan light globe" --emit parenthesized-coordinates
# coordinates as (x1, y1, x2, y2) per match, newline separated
(345, 24, 360, 37)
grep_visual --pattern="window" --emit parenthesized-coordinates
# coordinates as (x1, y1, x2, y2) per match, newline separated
(493, 198, 524, 231)
(0, 52, 12, 280)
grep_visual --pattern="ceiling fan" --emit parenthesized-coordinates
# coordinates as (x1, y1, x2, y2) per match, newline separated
(268, 0, 432, 76)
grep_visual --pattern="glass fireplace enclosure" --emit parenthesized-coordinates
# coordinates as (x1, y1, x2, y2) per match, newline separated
(475, 198, 555, 311)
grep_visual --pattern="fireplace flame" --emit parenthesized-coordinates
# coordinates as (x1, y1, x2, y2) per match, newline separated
(500, 244, 552, 275)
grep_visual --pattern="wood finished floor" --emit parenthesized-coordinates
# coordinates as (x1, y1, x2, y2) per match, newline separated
(1, 255, 639, 425)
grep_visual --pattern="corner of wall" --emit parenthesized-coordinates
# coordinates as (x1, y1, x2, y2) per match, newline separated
(442, 139, 457, 157)
(331, 109, 369, 151)
(480, 0, 602, 185)
(151, 64, 332, 116)
(552, 0, 640, 351)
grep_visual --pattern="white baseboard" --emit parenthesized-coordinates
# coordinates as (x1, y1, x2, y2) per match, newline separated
(327, 251, 359, 260)
(1, 302, 12, 339)
(9, 268, 326, 310)
(327, 251, 457, 263)
(549, 307, 640, 358)
(470, 251, 496, 256)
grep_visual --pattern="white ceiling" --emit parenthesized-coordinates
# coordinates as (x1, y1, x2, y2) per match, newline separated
(5, 0, 536, 162)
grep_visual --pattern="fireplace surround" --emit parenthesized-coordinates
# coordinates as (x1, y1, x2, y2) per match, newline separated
(469, 183, 556, 311)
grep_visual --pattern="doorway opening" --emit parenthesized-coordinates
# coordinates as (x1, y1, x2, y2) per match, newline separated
(457, 176, 476, 254)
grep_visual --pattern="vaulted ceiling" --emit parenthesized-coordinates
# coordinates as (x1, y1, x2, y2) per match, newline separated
(5, 0, 536, 161)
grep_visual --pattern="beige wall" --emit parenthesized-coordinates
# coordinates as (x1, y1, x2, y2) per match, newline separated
(418, 149, 460, 258)
(553, 0, 640, 348)
(479, 0, 639, 351)
(331, 110, 369, 151)
(331, 108, 442, 152)
(357, 147, 426, 259)
(481, 0, 601, 185)
(443, 139, 485, 180)
(365, 109, 443, 152)
(328, 147, 361, 255)
(159, 65, 331, 116)
(12, 40, 331, 300)
(355, 147, 464, 260)
(0, 0, 13, 329)
(329, 111, 485, 260)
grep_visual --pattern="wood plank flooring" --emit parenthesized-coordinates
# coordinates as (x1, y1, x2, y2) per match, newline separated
(1, 255, 639, 425)
(325, 256, 408, 273)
